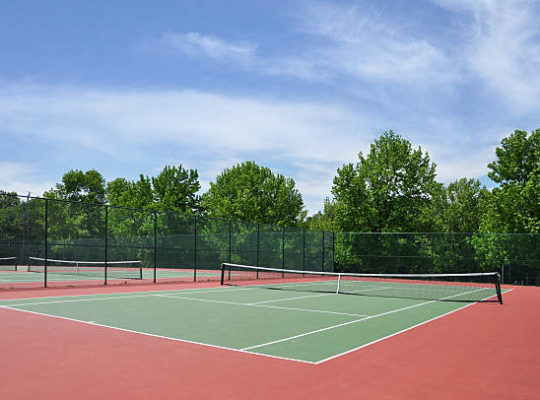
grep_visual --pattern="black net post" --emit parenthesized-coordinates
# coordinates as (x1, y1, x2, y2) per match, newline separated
(332, 231, 335, 272)
(281, 227, 285, 270)
(104, 204, 108, 285)
(228, 220, 232, 263)
(256, 224, 260, 267)
(302, 228, 306, 272)
(153, 211, 157, 283)
(496, 273, 503, 304)
(322, 231, 325, 272)
(193, 215, 197, 282)
(44, 198, 48, 288)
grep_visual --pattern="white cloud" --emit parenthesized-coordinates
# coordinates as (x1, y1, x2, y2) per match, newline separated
(162, 32, 256, 68)
(0, 82, 516, 213)
(0, 83, 372, 211)
(430, 0, 540, 111)
(296, 2, 459, 85)
(0, 162, 54, 196)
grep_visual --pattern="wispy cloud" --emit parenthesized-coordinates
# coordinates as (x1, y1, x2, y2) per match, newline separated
(162, 32, 257, 68)
(0, 82, 513, 211)
(0, 83, 370, 210)
(295, 1, 459, 86)
(150, 31, 325, 81)
(0, 162, 54, 195)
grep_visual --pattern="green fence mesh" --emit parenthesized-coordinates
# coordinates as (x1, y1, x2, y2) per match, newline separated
(334, 232, 540, 285)
(0, 194, 333, 288)
(1, 193, 538, 288)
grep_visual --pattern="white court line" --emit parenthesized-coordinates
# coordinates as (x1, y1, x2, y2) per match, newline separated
(315, 288, 513, 364)
(0, 306, 315, 365)
(0, 285, 266, 306)
(0, 286, 510, 365)
(247, 286, 392, 305)
(241, 287, 490, 351)
(153, 294, 367, 318)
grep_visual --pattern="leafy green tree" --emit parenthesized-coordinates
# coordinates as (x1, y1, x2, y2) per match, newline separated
(432, 178, 487, 233)
(480, 129, 540, 234)
(44, 169, 106, 203)
(488, 129, 540, 185)
(201, 161, 304, 225)
(151, 165, 200, 213)
(332, 130, 440, 233)
(106, 165, 200, 213)
(106, 175, 154, 209)
(474, 129, 540, 273)
(0, 191, 22, 240)
(305, 199, 337, 231)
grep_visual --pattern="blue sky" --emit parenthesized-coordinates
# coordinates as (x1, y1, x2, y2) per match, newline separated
(1, 0, 539, 214)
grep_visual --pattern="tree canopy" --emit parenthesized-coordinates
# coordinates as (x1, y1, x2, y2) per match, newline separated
(201, 161, 304, 226)
(44, 169, 106, 203)
(332, 130, 439, 232)
(481, 129, 540, 234)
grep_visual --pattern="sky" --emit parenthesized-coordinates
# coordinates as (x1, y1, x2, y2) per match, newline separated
(1, 0, 540, 214)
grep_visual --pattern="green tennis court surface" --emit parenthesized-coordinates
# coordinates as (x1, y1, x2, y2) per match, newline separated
(0, 269, 219, 283)
(0, 283, 506, 364)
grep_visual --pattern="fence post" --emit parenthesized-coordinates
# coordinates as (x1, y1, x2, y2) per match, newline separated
(154, 211, 157, 283)
(332, 231, 335, 272)
(193, 215, 197, 282)
(44, 198, 48, 288)
(282, 227, 285, 270)
(104, 205, 108, 285)
(256, 224, 260, 267)
(322, 230, 325, 272)
(302, 228, 306, 272)
(228, 220, 232, 263)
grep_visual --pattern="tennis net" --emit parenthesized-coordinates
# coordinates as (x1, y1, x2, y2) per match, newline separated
(26, 257, 143, 280)
(220, 263, 503, 304)
(0, 257, 17, 271)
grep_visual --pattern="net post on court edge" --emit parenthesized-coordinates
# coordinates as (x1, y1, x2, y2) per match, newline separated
(495, 273, 503, 304)
(220, 263, 225, 285)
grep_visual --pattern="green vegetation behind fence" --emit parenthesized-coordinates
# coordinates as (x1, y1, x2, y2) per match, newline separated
(0, 194, 334, 283)
(1, 193, 538, 286)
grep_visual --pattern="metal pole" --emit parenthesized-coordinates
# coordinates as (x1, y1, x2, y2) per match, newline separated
(193, 216, 197, 282)
(302, 228, 306, 273)
(154, 211, 157, 283)
(256, 224, 260, 279)
(228, 220, 232, 263)
(256, 224, 260, 267)
(44, 199, 48, 288)
(332, 231, 335, 272)
(104, 205, 108, 285)
(282, 227, 285, 269)
(322, 231, 325, 272)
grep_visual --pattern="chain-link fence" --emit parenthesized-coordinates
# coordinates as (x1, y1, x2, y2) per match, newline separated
(2, 192, 538, 290)
(334, 232, 540, 285)
(0, 194, 334, 289)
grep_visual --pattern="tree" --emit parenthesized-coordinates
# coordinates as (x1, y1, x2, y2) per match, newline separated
(44, 169, 106, 203)
(151, 165, 200, 213)
(106, 165, 201, 213)
(431, 178, 487, 233)
(106, 175, 154, 209)
(474, 129, 540, 274)
(487, 129, 540, 185)
(201, 161, 304, 225)
(332, 130, 440, 233)
(480, 128, 540, 234)
(305, 199, 337, 231)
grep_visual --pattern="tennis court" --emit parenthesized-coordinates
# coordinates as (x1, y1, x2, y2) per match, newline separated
(1, 270, 539, 400)
(0, 268, 507, 364)
(0, 268, 219, 284)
